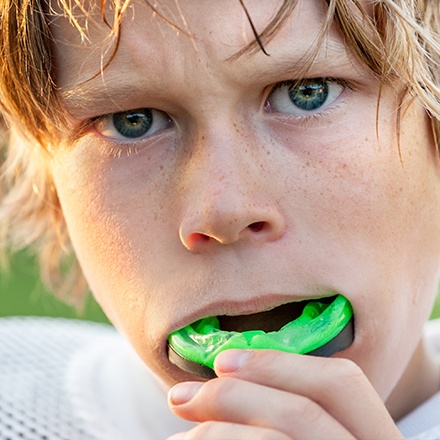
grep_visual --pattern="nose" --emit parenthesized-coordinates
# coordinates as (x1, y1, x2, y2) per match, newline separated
(179, 201, 286, 252)
(178, 134, 286, 253)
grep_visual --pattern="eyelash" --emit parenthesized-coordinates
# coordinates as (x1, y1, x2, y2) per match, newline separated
(272, 77, 350, 94)
(81, 77, 352, 157)
(265, 77, 351, 122)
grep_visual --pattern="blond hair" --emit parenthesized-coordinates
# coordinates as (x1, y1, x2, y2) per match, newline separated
(1, 0, 440, 305)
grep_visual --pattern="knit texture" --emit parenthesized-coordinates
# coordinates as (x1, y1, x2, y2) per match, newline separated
(0, 317, 120, 440)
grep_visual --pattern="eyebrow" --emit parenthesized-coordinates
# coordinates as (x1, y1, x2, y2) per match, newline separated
(61, 73, 145, 118)
(61, 39, 353, 119)
(244, 41, 353, 83)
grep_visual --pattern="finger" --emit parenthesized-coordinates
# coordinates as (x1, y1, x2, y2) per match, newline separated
(214, 350, 402, 440)
(168, 378, 355, 440)
(167, 421, 291, 440)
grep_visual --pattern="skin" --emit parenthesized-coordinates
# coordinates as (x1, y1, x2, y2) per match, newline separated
(48, 0, 440, 437)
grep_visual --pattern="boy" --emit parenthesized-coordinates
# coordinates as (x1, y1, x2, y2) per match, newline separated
(1, 0, 440, 438)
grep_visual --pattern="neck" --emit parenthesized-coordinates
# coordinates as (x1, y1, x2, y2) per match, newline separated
(386, 337, 440, 421)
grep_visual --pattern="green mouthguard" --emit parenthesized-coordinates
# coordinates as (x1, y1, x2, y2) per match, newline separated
(168, 294, 353, 375)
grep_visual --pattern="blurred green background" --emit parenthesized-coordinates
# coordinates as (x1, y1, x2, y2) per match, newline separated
(1, 250, 440, 322)
(0, 251, 109, 323)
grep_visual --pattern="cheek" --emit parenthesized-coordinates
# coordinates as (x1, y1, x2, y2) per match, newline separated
(50, 146, 172, 334)
(62, 187, 146, 327)
(339, 118, 440, 397)
(307, 105, 440, 258)
(270, 107, 440, 396)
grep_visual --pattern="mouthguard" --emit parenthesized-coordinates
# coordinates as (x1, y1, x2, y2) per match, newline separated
(168, 294, 354, 379)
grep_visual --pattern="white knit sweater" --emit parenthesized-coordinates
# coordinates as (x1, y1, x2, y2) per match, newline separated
(0, 316, 193, 440)
(0, 316, 439, 439)
(397, 319, 440, 439)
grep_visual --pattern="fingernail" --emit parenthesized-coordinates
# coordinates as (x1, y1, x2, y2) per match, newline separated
(168, 382, 203, 406)
(214, 349, 251, 374)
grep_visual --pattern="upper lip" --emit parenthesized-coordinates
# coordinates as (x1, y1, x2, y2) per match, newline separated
(168, 292, 335, 334)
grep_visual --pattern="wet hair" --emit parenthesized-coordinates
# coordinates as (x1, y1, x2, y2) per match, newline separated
(1, 0, 440, 305)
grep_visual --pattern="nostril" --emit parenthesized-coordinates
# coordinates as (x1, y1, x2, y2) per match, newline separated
(188, 232, 211, 242)
(248, 221, 266, 232)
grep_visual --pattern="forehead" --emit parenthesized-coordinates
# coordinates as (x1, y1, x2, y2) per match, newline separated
(48, 0, 372, 39)
(50, 0, 324, 63)
(49, 0, 371, 114)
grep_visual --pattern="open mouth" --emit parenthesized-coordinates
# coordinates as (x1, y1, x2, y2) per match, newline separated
(217, 295, 335, 333)
(168, 294, 354, 379)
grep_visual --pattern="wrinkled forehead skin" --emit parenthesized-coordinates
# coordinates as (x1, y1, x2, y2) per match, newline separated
(49, 0, 374, 107)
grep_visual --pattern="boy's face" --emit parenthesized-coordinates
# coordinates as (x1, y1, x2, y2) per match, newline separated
(50, 0, 440, 398)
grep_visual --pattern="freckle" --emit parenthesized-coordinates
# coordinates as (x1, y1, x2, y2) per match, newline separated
(266, 151, 270, 155)
(160, 165, 164, 170)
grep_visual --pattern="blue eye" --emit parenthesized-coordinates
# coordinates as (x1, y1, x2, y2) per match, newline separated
(268, 79, 344, 115)
(290, 81, 328, 110)
(95, 108, 171, 140)
(113, 110, 152, 138)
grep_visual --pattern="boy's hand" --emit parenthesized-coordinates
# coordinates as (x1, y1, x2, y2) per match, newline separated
(167, 350, 403, 439)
